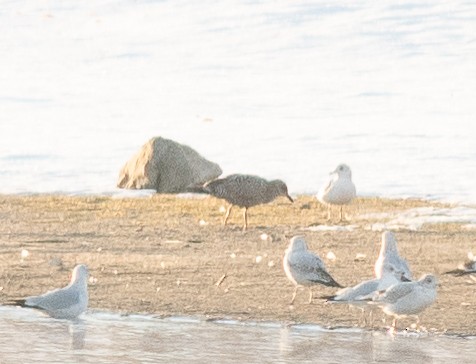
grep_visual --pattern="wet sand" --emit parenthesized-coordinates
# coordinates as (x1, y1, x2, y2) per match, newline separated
(0, 194, 475, 335)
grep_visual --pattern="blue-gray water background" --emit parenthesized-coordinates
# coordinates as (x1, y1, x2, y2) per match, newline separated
(0, 0, 475, 204)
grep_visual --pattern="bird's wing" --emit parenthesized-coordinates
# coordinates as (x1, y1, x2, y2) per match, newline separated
(288, 250, 325, 270)
(341, 279, 379, 301)
(443, 268, 466, 276)
(377, 282, 415, 304)
(26, 286, 81, 311)
(288, 252, 341, 287)
(444, 268, 476, 276)
(205, 175, 250, 197)
(386, 254, 412, 280)
(328, 279, 379, 301)
(318, 178, 334, 198)
(398, 257, 412, 277)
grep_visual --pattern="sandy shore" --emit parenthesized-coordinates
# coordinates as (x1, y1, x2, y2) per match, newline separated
(0, 194, 475, 335)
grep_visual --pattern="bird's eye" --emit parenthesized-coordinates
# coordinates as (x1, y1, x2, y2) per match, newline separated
(339, 166, 344, 171)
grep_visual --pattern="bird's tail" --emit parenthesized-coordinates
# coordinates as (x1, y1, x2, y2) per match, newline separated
(185, 184, 209, 194)
(3, 299, 27, 307)
(332, 281, 344, 288)
(309, 278, 343, 289)
(319, 294, 339, 301)
(315, 274, 343, 288)
(443, 269, 471, 276)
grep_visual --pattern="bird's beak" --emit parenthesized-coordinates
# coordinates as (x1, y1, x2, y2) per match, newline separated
(287, 194, 294, 203)
(401, 275, 412, 282)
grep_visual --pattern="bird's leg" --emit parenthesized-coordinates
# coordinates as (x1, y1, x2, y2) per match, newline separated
(327, 205, 331, 221)
(290, 286, 298, 305)
(359, 311, 365, 327)
(308, 288, 313, 304)
(242, 207, 248, 231)
(390, 318, 397, 334)
(358, 307, 366, 327)
(416, 315, 422, 331)
(339, 205, 343, 223)
(223, 204, 233, 226)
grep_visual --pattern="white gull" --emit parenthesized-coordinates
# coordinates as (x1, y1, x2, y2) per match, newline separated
(324, 262, 409, 326)
(283, 236, 342, 305)
(371, 273, 437, 332)
(12, 264, 89, 319)
(317, 163, 356, 222)
(325, 262, 407, 303)
(374, 231, 412, 281)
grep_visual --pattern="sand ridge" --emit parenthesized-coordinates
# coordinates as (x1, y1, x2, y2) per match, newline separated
(0, 194, 475, 335)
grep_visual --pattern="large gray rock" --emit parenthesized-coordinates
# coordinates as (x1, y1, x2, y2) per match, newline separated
(117, 137, 222, 193)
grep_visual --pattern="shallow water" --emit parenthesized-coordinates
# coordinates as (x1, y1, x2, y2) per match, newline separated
(0, 306, 474, 363)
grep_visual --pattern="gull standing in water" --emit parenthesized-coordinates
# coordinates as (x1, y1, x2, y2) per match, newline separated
(11, 264, 89, 319)
(283, 236, 342, 304)
(371, 274, 438, 332)
(317, 164, 356, 222)
(375, 231, 412, 282)
(189, 174, 293, 231)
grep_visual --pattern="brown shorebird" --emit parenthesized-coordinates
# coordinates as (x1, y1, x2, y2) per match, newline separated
(190, 174, 293, 230)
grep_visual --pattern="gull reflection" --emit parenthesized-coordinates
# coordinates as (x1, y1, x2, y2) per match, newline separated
(67, 320, 87, 350)
(369, 332, 432, 363)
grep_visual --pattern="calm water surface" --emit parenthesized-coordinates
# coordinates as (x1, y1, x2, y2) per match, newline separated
(0, 0, 475, 203)
(0, 306, 474, 363)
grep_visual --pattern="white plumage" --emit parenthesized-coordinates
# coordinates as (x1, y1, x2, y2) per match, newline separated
(374, 231, 412, 281)
(317, 164, 356, 222)
(17, 264, 89, 319)
(372, 274, 437, 331)
(283, 236, 342, 304)
(328, 262, 404, 303)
